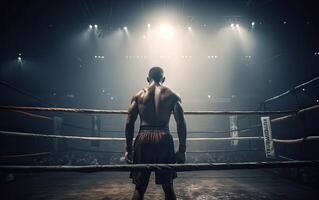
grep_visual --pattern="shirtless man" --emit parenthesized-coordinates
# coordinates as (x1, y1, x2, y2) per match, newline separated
(125, 67, 187, 200)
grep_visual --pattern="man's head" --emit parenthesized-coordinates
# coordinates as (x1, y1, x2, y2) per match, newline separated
(147, 66, 165, 83)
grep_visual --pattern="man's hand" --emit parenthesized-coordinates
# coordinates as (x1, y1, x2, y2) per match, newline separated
(125, 151, 133, 164)
(175, 151, 186, 164)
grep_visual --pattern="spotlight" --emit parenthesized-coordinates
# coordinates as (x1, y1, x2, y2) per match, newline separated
(94, 56, 97, 58)
(188, 26, 192, 31)
(251, 22, 255, 26)
(159, 24, 173, 38)
(17, 57, 22, 61)
(147, 24, 151, 28)
(208, 95, 212, 99)
(89, 24, 93, 29)
(98, 56, 101, 58)
(236, 24, 240, 28)
(94, 24, 98, 29)
(123, 26, 128, 31)
(316, 100, 319, 103)
(231, 24, 235, 28)
(101, 56, 104, 59)
(302, 88, 306, 92)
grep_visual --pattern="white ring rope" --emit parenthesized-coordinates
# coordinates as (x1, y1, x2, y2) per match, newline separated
(0, 130, 264, 141)
(1, 130, 319, 144)
(0, 105, 297, 115)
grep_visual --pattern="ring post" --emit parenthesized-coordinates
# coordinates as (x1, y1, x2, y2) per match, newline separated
(53, 117, 63, 153)
(91, 115, 101, 147)
(229, 115, 239, 146)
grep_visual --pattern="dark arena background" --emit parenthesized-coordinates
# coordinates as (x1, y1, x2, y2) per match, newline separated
(1, 0, 319, 199)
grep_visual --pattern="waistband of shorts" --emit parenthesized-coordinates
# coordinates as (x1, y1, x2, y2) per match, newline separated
(139, 125, 169, 131)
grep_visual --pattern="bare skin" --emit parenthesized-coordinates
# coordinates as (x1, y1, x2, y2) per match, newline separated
(125, 79, 187, 200)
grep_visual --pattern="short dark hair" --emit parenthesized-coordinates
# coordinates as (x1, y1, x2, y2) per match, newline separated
(148, 67, 164, 82)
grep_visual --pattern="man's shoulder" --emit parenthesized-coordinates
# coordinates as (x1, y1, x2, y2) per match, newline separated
(131, 89, 146, 101)
(162, 86, 181, 102)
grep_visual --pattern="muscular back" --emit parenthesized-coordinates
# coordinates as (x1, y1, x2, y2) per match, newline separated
(125, 80, 186, 155)
(134, 82, 179, 127)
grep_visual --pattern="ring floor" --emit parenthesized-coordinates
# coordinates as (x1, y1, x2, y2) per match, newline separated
(1, 169, 318, 200)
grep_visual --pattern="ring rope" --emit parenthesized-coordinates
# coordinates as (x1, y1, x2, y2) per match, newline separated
(0, 130, 264, 141)
(0, 152, 51, 159)
(0, 160, 318, 173)
(0, 105, 297, 115)
(273, 136, 319, 143)
(271, 104, 319, 123)
(7, 109, 263, 134)
(0, 80, 55, 106)
(67, 148, 264, 154)
(1, 130, 319, 144)
(264, 76, 319, 103)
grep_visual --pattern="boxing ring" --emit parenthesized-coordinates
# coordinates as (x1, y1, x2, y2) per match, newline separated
(0, 77, 319, 199)
(1, 77, 319, 171)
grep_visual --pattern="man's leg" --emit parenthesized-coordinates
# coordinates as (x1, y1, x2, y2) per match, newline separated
(162, 182, 176, 200)
(132, 182, 149, 200)
(132, 171, 150, 200)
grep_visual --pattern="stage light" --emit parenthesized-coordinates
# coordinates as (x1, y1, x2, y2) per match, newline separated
(94, 56, 97, 58)
(231, 24, 235, 28)
(147, 24, 151, 28)
(317, 100, 319, 103)
(188, 26, 192, 31)
(123, 26, 128, 31)
(159, 24, 174, 38)
(302, 88, 306, 92)
(89, 25, 93, 29)
(94, 24, 98, 29)
(236, 24, 240, 28)
(208, 95, 212, 99)
(17, 56, 22, 61)
(98, 56, 101, 58)
(101, 56, 104, 59)
(251, 22, 255, 26)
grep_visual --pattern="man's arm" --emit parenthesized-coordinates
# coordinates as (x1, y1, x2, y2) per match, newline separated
(125, 96, 139, 154)
(173, 98, 187, 154)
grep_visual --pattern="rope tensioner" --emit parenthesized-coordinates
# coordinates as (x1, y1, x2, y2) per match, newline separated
(0, 160, 318, 173)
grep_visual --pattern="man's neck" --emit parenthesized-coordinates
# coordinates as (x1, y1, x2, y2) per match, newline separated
(149, 80, 162, 86)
